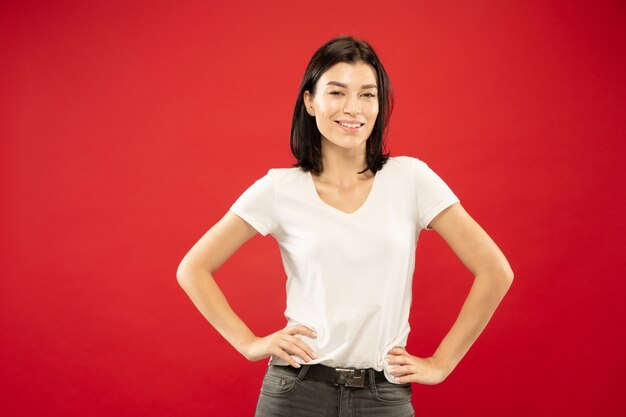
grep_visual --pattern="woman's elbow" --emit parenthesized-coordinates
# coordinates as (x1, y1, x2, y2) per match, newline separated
(503, 267, 514, 287)
(176, 257, 215, 288)
(478, 262, 514, 290)
(495, 263, 514, 292)
(176, 259, 197, 287)
(492, 253, 514, 286)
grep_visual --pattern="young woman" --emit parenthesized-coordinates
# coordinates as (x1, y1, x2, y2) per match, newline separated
(177, 35, 514, 417)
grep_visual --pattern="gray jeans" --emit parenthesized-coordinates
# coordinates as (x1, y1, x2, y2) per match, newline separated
(254, 365, 415, 417)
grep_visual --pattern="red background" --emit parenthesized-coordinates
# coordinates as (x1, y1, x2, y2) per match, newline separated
(1, 1, 625, 416)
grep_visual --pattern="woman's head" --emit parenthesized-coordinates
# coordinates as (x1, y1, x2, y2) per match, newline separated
(290, 35, 393, 174)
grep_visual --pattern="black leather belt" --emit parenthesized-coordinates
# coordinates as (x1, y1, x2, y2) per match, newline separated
(275, 364, 387, 388)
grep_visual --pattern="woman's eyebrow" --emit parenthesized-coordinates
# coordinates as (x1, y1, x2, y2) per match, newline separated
(325, 81, 378, 89)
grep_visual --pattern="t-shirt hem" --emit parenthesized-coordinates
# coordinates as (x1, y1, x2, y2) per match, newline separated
(229, 206, 270, 236)
(419, 198, 460, 231)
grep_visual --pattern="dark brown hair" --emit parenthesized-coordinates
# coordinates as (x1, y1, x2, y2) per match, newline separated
(290, 35, 394, 174)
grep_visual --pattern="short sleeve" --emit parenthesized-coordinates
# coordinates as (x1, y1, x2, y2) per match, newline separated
(410, 158, 460, 231)
(229, 169, 277, 236)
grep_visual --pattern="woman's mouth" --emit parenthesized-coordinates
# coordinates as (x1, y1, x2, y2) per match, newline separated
(335, 121, 364, 132)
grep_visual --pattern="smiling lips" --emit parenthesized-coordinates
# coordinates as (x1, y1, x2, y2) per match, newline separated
(335, 120, 364, 130)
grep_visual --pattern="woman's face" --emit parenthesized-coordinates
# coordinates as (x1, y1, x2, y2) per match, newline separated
(304, 61, 379, 153)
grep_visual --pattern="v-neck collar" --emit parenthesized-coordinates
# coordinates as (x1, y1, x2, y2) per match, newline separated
(306, 168, 382, 216)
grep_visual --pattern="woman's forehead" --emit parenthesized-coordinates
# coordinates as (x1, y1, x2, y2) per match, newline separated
(318, 62, 377, 88)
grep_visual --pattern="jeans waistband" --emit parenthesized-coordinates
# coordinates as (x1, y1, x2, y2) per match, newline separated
(272, 364, 387, 388)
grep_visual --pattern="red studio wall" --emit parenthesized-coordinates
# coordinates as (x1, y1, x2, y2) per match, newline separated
(1, 1, 624, 416)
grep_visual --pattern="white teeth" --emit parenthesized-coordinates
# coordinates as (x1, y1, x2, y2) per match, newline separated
(338, 122, 361, 128)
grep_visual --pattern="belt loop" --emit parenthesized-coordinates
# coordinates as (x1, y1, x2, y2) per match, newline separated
(296, 365, 310, 382)
(368, 369, 377, 391)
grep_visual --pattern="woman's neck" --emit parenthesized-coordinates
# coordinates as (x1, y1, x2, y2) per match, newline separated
(315, 139, 372, 185)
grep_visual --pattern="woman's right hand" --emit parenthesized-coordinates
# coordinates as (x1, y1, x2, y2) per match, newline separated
(241, 325, 318, 368)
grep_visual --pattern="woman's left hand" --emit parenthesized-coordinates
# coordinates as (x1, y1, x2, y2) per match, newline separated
(385, 347, 451, 385)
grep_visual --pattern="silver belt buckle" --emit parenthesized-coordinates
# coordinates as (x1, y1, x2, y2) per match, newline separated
(335, 368, 365, 387)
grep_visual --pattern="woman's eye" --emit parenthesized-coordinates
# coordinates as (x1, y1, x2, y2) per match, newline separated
(328, 91, 375, 98)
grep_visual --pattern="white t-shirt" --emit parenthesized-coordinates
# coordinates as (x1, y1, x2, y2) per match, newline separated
(229, 155, 460, 383)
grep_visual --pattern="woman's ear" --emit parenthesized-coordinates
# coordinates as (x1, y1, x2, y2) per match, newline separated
(303, 91, 315, 116)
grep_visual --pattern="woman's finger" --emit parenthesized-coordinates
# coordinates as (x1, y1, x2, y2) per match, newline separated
(286, 324, 317, 339)
(288, 336, 317, 360)
(272, 348, 301, 368)
(389, 347, 408, 356)
(280, 339, 313, 363)
(390, 364, 416, 376)
(386, 353, 409, 366)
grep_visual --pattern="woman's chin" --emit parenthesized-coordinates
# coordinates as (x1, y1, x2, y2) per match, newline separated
(321, 137, 368, 152)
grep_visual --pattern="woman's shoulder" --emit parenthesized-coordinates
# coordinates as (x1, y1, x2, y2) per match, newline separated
(383, 156, 446, 186)
(387, 155, 424, 165)
(267, 166, 307, 178)
(267, 166, 304, 174)
(263, 166, 308, 187)
(383, 155, 426, 173)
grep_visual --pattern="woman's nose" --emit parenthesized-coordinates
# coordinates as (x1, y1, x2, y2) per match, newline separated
(343, 94, 361, 114)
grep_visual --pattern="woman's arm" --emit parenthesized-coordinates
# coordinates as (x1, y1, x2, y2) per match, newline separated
(176, 210, 317, 368)
(387, 203, 514, 384)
